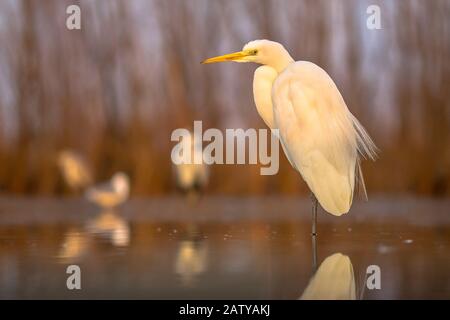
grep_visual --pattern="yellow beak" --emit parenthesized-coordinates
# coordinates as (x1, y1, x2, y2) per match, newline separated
(201, 50, 250, 64)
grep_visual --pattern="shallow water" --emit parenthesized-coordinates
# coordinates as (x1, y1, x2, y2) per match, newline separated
(0, 196, 449, 299)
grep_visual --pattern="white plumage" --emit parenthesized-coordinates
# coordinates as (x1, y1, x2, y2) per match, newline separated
(203, 39, 377, 217)
(85, 172, 130, 208)
(174, 131, 209, 196)
(272, 61, 376, 214)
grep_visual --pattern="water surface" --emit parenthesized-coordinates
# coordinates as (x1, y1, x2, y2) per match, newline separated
(0, 196, 449, 299)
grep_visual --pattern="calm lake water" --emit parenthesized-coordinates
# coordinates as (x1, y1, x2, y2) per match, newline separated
(0, 196, 449, 299)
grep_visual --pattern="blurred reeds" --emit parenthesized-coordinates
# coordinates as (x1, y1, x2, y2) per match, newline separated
(0, 0, 448, 196)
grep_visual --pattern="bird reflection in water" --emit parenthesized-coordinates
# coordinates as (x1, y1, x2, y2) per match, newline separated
(301, 253, 356, 300)
(56, 210, 130, 262)
(86, 210, 130, 247)
(175, 225, 208, 287)
(57, 229, 90, 262)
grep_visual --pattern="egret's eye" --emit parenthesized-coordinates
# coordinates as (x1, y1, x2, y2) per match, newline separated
(250, 50, 258, 55)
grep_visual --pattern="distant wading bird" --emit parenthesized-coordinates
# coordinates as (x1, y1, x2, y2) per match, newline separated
(174, 131, 209, 202)
(85, 172, 130, 209)
(203, 40, 377, 235)
(57, 150, 92, 192)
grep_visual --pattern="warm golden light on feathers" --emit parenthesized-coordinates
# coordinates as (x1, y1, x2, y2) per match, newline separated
(85, 172, 130, 208)
(203, 40, 377, 216)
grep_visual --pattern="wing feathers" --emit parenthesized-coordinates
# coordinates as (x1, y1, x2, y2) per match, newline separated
(272, 61, 376, 215)
(349, 113, 378, 161)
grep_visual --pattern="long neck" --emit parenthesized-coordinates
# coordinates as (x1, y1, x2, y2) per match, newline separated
(269, 50, 294, 73)
(252, 46, 294, 128)
(253, 65, 278, 129)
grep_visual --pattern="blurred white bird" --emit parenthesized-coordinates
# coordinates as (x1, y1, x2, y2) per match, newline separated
(301, 253, 356, 300)
(57, 150, 92, 192)
(57, 210, 129, 262)
(174, 131, 209, 201)
(85, 172, 130, 209)
(203, 40, 377, 234)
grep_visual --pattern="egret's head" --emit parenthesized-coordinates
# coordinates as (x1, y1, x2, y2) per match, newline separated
(202, 39, 294, 72)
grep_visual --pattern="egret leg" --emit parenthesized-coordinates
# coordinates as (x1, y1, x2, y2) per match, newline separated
(311, 194, 318, 237)
(312, 229, 317, 273)
(311, 193, 318, 273)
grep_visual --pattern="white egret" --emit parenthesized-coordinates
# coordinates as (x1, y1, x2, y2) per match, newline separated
(85, 172, 130, 209)
(57, 150, 92, 192)
(203, 40, 377, 235)
(174, 130, 209, 201)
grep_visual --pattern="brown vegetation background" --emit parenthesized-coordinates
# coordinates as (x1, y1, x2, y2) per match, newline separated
(0, 0, 448, 196)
